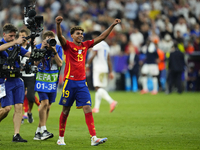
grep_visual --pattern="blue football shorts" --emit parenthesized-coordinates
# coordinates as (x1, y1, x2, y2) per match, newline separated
(1, 78, 25, 107)
(37, 91, 57, 103)
(59, 79, 91, 108)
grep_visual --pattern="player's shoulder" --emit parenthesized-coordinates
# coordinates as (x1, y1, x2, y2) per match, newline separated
(83, 39, 94, 44)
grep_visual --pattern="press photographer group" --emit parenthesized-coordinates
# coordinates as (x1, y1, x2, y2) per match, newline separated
(0, 0, 63, 142)
(0, 2, 53, 77)
(0, 0, 120, 145)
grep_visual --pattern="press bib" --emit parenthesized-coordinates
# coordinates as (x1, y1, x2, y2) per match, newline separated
(0, 83, 6, 98)
(35, 70, 59, 92)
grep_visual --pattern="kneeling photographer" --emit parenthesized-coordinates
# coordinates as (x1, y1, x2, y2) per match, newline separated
(33, 31, 63, 140)
(0, 23, 31, 142)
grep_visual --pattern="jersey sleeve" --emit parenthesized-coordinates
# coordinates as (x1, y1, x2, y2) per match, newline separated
(35, 43, 42, 49)
(20, 46, 29, 56)
(57, 45, 63, 60)
(85, 40, 94, 49)
(92, 43, 101, 51)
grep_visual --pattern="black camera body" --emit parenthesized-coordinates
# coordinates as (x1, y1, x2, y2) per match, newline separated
(47, 38, 57, 47)
(22, 1, 46, 74)
(0, 44, 22, 78)
(24, 5, 43, 34)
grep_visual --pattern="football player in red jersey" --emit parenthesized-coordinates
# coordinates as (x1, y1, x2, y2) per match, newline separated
(55, 15, 121, 146)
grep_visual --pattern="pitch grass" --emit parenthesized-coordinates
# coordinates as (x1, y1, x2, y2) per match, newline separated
(0, 91, 200, 150)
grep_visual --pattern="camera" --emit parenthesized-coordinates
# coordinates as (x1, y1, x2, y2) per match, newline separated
(22, 1, 46, 74)
(24, 4, 43, 34)
(0, 45, 22, 77)
(47, 38, 57, 47)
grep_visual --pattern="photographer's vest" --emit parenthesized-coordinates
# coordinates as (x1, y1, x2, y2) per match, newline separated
(35, 52, 60, 93)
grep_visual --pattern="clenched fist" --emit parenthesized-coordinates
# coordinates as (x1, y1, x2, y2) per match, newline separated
(55, 16, 63, 24)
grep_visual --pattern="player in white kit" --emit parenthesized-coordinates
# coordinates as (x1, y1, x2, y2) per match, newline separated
(86, 31, 117, 113)
(140, 40, 159, 95)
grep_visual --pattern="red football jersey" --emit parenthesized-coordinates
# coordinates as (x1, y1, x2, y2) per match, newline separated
(62, 40, 94, 80)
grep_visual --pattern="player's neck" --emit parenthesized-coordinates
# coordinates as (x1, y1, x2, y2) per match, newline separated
(73, 41, 81, 46)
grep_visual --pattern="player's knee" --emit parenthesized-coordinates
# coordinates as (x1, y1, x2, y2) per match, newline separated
(40, 100, 49, 109)
(83, 105, 92, 114)
(4, 105, 12, 113)
(62, 106, 70, 115)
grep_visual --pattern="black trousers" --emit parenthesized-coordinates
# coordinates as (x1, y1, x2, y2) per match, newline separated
(21, 76, 36, 102)
(168, 71, 183, 93)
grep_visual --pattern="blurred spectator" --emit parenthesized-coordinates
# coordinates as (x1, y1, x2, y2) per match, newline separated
(126, 45, 139, 91)
(175, 30, 185, 53)
(140, 23, 150, 46)
(155, 14, 165, 33)
(167, 43, 186, 94)
(153, 0, 162, 11)
(186, 62, 197, 91)
(140, 41, 159, 95)
(149, 26, 160, 44)
(107, 0, 124, 18)
(190, 23, 200, 38)
(187, 11, 197, 28)
(158, 34, 174, 53)
(118, 33, 129, 53)
(173, 16, 188, 38)
(155, 42, 166, 91)
(193, 36, 200, 51)
(196, 69, 200, 91)
(194, 0, 200, 18)
(50, 0, 61, 18)
(124, 0, 138, 21)
(167, 9, 178, 25)
(125, 41, 139, 55)
(185, 40, 195, 54)
(162, 16, 173, 39)
(129, 27, 144, 51)
(148, 2, 161, 20)
(109, 40, 121, 56)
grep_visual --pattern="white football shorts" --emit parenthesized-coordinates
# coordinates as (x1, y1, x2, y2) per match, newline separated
(141, 64, 159, 76)
(93, 71, 108, 88)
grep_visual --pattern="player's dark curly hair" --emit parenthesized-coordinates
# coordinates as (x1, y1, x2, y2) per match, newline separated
(70, 26, 84, 35)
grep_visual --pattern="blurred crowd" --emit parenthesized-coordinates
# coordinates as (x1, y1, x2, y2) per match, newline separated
(1, 0, 200, 92)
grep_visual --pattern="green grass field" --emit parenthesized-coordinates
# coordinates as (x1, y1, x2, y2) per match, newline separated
(0, 91, 200, 150)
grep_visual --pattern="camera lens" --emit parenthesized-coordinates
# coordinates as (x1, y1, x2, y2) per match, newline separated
(47, 39, 57, 46)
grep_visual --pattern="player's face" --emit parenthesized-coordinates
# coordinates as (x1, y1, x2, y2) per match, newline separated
(72, 30, 84, 44)
(3, 32, 16, 42)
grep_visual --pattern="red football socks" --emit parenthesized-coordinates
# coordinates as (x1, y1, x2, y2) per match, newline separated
(59, 112, 68, 137)
(85, 112, 96, 137)
(23, 96, 29, 113)
(35, 96, 40, 106)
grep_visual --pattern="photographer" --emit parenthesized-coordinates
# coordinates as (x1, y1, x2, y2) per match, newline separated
(33, 31, 63, 140)
(0, 23, 31, 142)
(19, 29, 40, 124)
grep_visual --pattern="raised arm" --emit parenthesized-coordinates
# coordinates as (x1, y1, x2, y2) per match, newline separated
(93, 19, 121, 46)
(107, 54, 114, 79)
(55, 16, 66, 47)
